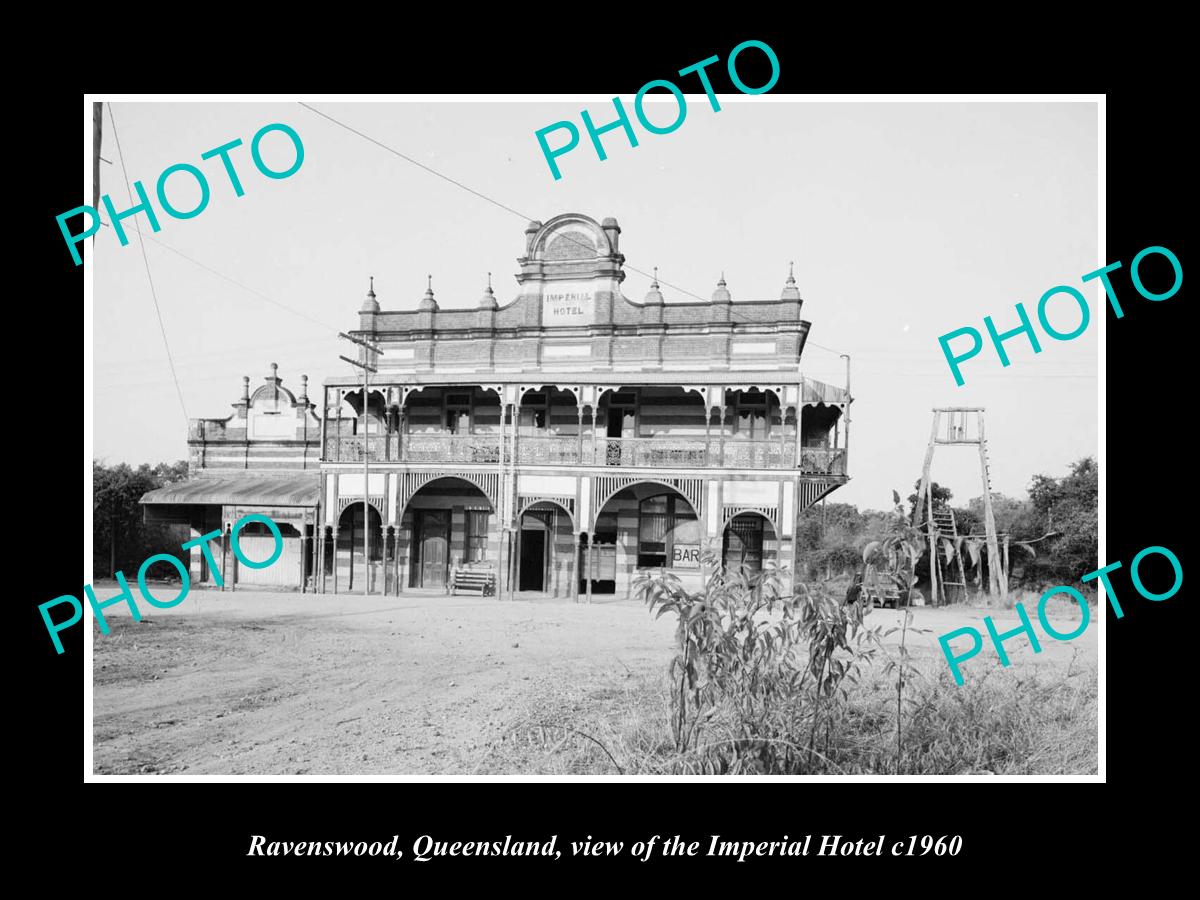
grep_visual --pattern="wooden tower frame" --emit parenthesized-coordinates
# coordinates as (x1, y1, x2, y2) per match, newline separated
(912, 408, 1007, 606)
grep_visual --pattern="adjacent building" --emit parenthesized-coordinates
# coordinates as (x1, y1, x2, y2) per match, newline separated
(140, 364, 322, 590)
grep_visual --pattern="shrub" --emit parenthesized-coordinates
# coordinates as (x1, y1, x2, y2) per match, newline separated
(634, 557, 883, 774)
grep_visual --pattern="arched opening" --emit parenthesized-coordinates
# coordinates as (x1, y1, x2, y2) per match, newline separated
(515, 500, 575, 596)
(598, 387, 708, 466)
(403, 386, 503, 464)
(326, 387, 388, 462)
(399, 477, 496, 591)
(336, 503, 383, 592)
(516, 386, 580, 465)
(587, 482, 700, 597)
(722, 513, 779, 575)
(799, 403, 846, 475)
(719, 388, 790, 468)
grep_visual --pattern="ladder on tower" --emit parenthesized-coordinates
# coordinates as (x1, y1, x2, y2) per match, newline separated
(931, 508, 968, 601)
(913, 408, 1008, 606)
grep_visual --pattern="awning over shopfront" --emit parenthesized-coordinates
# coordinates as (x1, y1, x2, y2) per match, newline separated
(140, 475, 319, 513)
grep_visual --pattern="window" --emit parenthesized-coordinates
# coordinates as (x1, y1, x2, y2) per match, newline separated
(637, 494, 699, 568)
(724, 515, 764, 572)
(734, 391, 770, 439)
(465, 509, 490, 563)
(445, 392, 472, 435)
(606, 391, 637, 438)
(519, 391, 548, 432)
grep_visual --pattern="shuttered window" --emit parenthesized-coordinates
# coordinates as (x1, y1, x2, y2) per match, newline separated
(465, 509, 490, 563)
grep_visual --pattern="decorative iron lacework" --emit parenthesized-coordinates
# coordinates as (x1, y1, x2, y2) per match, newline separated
(797, 479, 839, 513)
(337, 496, 385, 516)
(396, 470, 501, 521)
(722, 505, 780, 532)
(517, 496, 577, 528)
(592, 476, 704, 521)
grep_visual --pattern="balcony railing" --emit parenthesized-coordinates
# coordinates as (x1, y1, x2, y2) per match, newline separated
(405, 434, 501, 464)
(324, 433, 501, 464)
(517, 435, 580, 465)
(599, 437, 709, 468)
(323, 431, 847, 474)
(799, 447, 848, 476)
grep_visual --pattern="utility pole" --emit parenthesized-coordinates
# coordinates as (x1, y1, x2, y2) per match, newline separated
(339, 330, 383, 597)
(93, 102, 103, 218)
(840, 353, 851, 473)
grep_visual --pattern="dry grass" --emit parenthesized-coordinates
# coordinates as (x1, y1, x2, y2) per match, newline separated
(474, 655, 1098, 776)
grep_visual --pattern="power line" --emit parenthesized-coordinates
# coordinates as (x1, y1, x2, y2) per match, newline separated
(295, 103, 853, 354)
(95, 354, 334, 391)
(94, 336, 336, 376)
(133, 229, 342, 332)
(107, 102, 189, 425)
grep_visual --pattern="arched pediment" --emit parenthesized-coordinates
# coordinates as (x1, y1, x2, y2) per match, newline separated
(532, 214, 611, 261)
(250, 383, 299, 409)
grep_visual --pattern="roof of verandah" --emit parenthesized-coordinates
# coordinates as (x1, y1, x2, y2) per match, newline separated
(140, 475, 319, 508)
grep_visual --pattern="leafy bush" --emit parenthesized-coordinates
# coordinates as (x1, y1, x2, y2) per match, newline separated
(635, 558, 883, 773)
(93, 460, 190, 578)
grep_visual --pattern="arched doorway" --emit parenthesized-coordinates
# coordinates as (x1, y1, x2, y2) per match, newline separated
(587, 483, 700, 597)
(337, 503, 383, 592)
(722, 513, 779, 574)
(399, 477, 496, 591)
(516, 500, 575, 596)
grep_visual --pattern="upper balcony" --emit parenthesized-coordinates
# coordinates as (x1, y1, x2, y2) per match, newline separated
(323, 431, 847, 475)
(320, 383, 849, 476)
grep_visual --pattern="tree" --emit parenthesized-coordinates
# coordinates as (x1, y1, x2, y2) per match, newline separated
(795, 502, 868, 580)
(1003, 457, 1097, 585)
(1036, 457, 1097, 581)
(907, 480, 952, 521)
(93, 460, 189, 578)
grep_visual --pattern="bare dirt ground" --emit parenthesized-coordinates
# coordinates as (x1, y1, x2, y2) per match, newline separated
(90, 583, 1097, 775)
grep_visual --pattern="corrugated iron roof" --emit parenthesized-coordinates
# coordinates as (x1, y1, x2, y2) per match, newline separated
(801, 378, 851, 404)
(140, 475, 319, 507)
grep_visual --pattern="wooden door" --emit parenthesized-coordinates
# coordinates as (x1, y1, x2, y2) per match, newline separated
(418, 510, 449, 588)
(519, 529, 546, 591)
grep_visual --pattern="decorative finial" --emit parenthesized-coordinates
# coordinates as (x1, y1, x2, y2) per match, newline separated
(420, 274, 439, 311)
(361, 275, 380, 313)
(712, 272, 732, 304)
(644, 267, 664, 305)
(241, 375, 250, 400)
(270, 362, 278, 376)
(781, 263, 801, 301)
(480, 271, 497, 309)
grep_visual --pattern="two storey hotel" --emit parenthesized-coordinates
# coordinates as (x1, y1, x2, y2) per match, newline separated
(319, 213, 851, 600)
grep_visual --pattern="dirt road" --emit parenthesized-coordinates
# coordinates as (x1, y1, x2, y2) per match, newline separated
(90, 584, 1096, 775)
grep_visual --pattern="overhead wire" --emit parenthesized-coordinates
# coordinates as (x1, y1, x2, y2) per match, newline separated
(297, 101, 851, 359)
(107, 102, 189, 423)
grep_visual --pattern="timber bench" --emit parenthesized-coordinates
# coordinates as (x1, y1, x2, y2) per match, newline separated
(450, 566, 496, 596)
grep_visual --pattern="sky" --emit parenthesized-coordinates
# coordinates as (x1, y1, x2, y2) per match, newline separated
(91, 99, 1098, 510)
